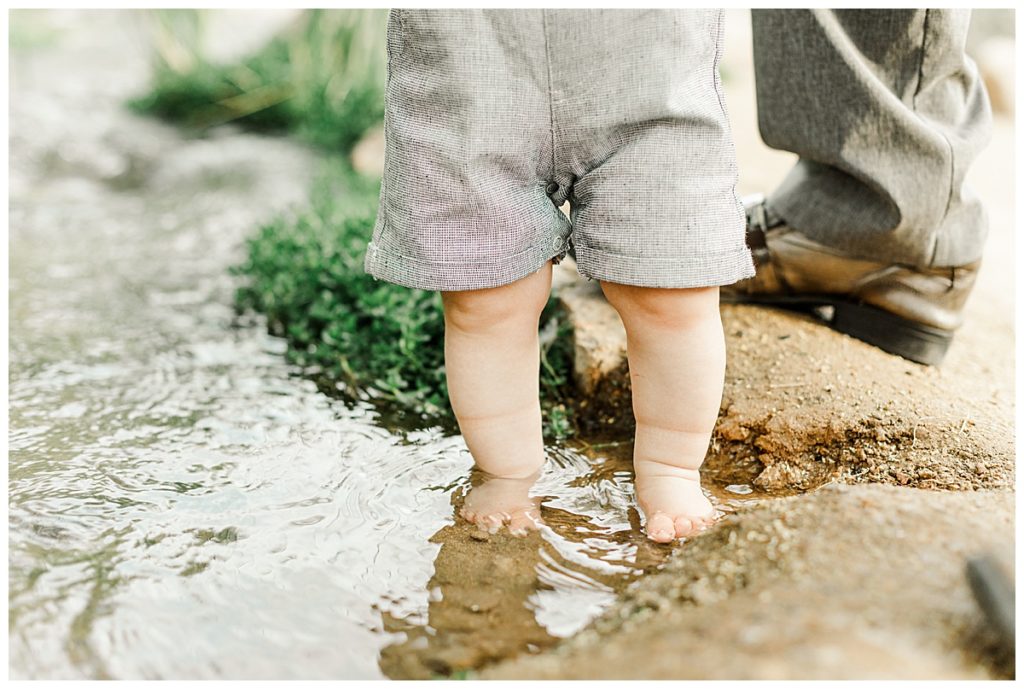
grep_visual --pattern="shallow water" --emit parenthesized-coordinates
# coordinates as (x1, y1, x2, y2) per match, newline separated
(9, 11, 762, 680)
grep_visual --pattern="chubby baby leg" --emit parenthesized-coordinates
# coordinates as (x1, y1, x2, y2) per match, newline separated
(441, 261, 553, 533)
(599, 282, 724, 542)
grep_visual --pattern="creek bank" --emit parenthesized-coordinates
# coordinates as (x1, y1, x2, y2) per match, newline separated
(483, 483, 1014, 680)
(554, 263, 1014, 495)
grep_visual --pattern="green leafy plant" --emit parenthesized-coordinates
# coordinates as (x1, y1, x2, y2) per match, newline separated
(232, 160, 577, 438)
(129, 9, 387, 153)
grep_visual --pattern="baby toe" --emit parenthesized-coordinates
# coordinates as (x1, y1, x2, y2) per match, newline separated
(673, 515, 697, 538)
(646, 512, 676, 543)
(480, 513, 509, 534)
(508, 510, 541, 536)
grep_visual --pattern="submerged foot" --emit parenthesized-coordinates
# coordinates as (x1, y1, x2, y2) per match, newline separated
(635, 465, 717, 543)
(459, 467, 543, 536)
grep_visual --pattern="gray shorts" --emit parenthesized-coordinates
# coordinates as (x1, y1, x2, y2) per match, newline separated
(364, 9, 755, 291)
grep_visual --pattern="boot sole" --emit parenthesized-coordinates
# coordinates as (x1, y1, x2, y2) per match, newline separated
(721, 293, 953, 366)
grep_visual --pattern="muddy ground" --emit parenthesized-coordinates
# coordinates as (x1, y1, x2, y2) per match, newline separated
(483, 484, 1014, 680)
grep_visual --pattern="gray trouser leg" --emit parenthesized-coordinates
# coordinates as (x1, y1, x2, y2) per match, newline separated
(750, 9, 992, 268)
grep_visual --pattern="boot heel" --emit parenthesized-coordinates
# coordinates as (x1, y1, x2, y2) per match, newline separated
(831, 302, 953, 366)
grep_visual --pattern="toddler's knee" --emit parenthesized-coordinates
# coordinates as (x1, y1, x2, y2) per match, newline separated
(601, 282, 720, 329)
(442, 264, 552, 333)
(442, 286, 543, 334)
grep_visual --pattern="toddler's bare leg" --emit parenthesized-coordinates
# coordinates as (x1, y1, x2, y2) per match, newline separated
(441, 261, 552, 533)
(600, 282, 723, 542)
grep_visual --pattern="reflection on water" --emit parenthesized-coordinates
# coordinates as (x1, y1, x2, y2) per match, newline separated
(9, 10, 762, 680)
(375, 444, 757, 679)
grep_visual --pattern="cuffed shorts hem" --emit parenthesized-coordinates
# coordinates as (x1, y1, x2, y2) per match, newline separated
(573, 242, 756, 289)
(364, 236, 570, 292)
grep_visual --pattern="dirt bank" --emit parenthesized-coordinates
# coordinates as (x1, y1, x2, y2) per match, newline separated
(559, 275, 1014, 495)
(483, 483, 1014, 680)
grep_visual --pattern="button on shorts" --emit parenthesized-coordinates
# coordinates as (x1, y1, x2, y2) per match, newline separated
(364, 9, 756, 291)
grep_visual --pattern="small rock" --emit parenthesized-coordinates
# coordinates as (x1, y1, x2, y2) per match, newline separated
(632, 590, 664, 611)
(725, 484, 754, 495)
(717, 418, 750, 442)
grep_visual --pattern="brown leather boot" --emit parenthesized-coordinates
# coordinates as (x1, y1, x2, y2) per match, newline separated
(721, 195, 981, 366)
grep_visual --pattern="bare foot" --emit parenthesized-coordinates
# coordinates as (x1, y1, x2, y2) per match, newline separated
(634, 465, 717, 543)
(459, 467, 543, 536)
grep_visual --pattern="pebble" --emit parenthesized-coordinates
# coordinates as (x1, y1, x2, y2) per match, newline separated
(725, 484, 754, 495)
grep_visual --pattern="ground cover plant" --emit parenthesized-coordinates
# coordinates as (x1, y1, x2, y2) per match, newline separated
(231, 161, 575, 438)
(128, 9, 388, 152)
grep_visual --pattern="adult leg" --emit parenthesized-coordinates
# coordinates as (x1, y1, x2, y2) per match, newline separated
(727, 10, 992, 364)
(750, 9, 991, 267)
